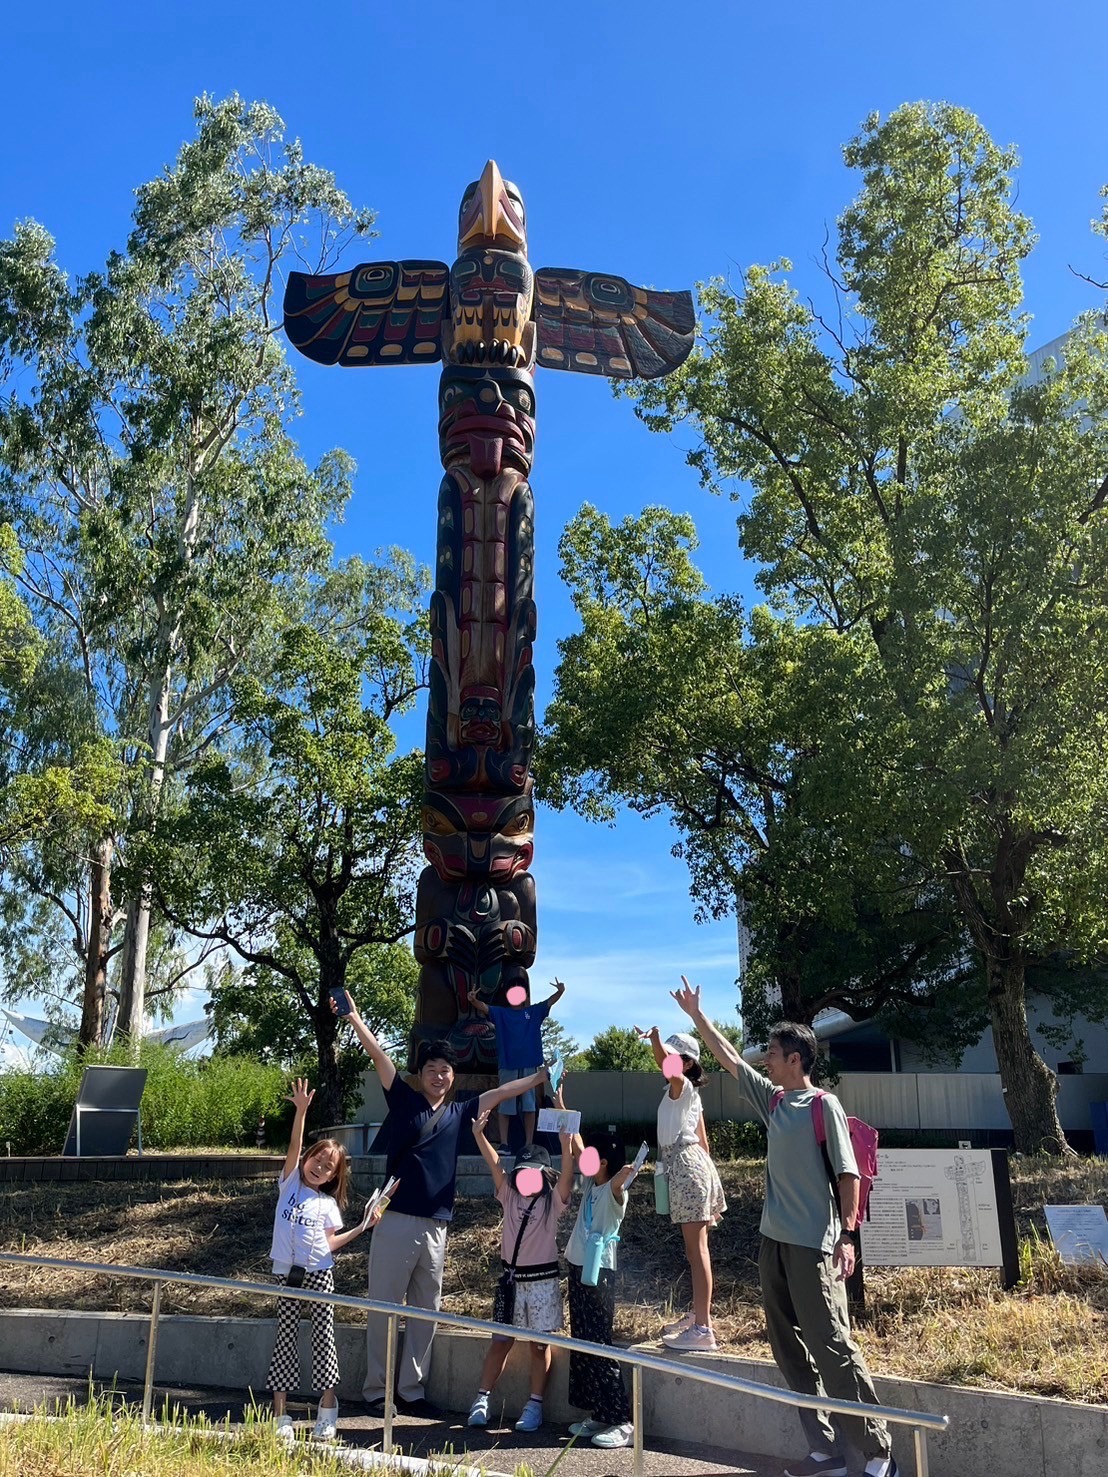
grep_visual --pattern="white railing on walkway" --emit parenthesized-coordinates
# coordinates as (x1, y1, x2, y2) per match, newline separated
(0, 1251, 948, 1476)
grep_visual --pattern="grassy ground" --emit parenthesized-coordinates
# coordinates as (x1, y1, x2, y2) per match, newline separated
(0, 1397, 511, 1476)
(2, 1158, 1107, 1403)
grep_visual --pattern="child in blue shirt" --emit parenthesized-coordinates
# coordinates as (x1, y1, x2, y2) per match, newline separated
(470, 977, 565, 1152)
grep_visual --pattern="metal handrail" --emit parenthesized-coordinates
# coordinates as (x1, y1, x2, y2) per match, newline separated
(0, 1250, 949, 1475)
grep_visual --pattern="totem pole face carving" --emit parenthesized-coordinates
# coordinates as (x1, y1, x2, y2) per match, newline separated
(283, 159, 693, 1073)
(421, 788, 535, 882)
(448, 253, 535, 369)
(438, 365, 536, 476)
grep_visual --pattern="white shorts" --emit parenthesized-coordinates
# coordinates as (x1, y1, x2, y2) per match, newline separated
(495, 1274, 563, 1337)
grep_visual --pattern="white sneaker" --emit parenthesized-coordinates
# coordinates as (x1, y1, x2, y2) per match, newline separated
(312, 1402, 339, 1441)
(514, 1397, 544, 1433)
(662, 1323, 718, 1352)
(274, 1413, 295, 1440)
(662, 1311, 693, 1337)
(568, 1417, 605, 1437)
(591, 1421, 634, 1448)
(467, 1392, 490, 1427)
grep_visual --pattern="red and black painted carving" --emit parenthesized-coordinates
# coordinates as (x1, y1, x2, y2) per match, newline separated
(284, 162, 694, 1072)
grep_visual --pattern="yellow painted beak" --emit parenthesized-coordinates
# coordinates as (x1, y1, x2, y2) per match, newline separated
(459, 159, 526, 249)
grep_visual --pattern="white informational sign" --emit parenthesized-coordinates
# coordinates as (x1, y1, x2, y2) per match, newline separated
(860, 1149, 1006, 1268)
(1044, 1204, 1108, 1266)
(537, 1107, 581, 1135)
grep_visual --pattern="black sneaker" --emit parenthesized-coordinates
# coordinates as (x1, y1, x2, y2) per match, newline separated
(783, 1457, 848, 1477)
(364, 1397, 394, 1418)
(497, 1143, 511, 1154)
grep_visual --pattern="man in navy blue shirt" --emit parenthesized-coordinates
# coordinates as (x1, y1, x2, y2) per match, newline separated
(339, 990, 548, 1417)
(470, 977, 565, 1151)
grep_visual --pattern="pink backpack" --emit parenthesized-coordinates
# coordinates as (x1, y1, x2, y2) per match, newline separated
(771, 1087, 879, 1225)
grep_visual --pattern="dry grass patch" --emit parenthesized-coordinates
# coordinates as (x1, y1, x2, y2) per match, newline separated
(3, 1157, 1108, 1402)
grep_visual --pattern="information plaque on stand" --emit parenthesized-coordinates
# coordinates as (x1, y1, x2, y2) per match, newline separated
(859, 1147, 1020, 1287)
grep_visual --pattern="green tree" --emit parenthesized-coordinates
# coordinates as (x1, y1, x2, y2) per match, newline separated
(541, 1014, 585, 1071)
(155, 553, 428, 1127)
(542, 504, 976, 1050)
(582, 1025, 657, 1072)
(694, 1019, 744, 1071)
(206, 938, 417, 1124)
(0, 94, 373, 1045)
(627, 102, 1108, 1152)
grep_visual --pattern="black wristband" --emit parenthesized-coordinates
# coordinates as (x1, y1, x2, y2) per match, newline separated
(839, 1228, 859, 1245)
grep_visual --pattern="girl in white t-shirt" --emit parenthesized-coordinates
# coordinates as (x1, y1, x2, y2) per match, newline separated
(640, 1026, 726, 1353)
(267, 1079, 383, 1441)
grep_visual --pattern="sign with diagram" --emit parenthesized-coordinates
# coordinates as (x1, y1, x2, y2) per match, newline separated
(860, 1148, 1018, 1279)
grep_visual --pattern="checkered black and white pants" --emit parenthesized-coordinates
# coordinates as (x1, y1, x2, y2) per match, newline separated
(265, 1266, 341, 1395)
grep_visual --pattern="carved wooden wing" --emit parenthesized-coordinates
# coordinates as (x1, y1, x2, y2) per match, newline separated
(532, 268, 694, 379)
(283, 260, 450, 366)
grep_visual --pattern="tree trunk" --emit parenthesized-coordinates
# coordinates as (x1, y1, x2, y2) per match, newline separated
(78, 836, 114, 1050)
(987, 955, 1071, 1155)
(118, 472, 201, 1041)
(116, 883, 153, 1047)
(312, 988, 345, 1130)
(117, 654, 175, 1042)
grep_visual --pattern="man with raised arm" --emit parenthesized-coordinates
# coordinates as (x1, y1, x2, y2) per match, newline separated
(672, 978, 898, 1477)
(336, 992, 548, 1419)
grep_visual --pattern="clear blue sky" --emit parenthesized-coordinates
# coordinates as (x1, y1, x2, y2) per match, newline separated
(2, 0, 1105, 1054)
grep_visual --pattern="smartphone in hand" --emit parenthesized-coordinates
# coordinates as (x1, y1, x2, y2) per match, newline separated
(330, 987, 353, 1017)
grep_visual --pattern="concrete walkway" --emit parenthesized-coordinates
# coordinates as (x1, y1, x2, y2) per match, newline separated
(0, 1370, 785, 1475)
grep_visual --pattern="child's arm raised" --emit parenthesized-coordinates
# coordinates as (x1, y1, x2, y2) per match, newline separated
(555, 1127, 575, 1203)
(545, 976, 566, 1006)
(472, 1107, 507, 1193)
(333, 991, 396, 1090)
(607, 1159, 636, 1207)
(282, 1078, 314, 1182)
(635, 1024, 667, 1071)
(467, 991, 490, 1018)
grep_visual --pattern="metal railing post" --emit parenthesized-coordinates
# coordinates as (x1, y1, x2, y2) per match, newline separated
(382, 1310, 397, 1453)
(142, 1280, 162, 1423)
(914, 1423, 930, 1477)
(632, 1362, 644, 1477)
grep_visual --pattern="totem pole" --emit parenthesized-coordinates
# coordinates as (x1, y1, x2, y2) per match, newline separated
(284, 162, 693, 1078)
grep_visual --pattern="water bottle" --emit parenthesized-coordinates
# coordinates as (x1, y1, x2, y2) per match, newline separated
(582, 1230, 605, 1286)
(654, 1164, 670, 1215)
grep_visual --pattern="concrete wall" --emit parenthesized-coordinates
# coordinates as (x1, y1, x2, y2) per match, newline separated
(354, 1068, 1108, 1138)
(2, 1308, 1107, 1477)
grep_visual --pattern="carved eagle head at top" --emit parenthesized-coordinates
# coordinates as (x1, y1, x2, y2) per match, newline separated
(458, 160, 526, 253)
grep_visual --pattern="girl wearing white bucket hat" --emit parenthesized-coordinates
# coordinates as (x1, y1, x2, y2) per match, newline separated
(634, 1020, 726, 1352)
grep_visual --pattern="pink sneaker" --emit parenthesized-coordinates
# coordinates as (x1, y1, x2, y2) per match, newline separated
(662, 1312, 693, 1338)
(662, 1323, 718, 1352)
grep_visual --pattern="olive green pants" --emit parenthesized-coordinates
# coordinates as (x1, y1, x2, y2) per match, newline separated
(758, 1236, 891, 1467)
